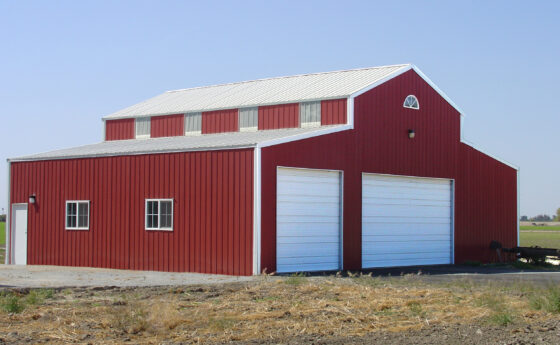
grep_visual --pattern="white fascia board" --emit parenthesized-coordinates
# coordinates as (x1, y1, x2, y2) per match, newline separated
(258, 125, 352, 148)
(461, 138, 519, 170)
(252, 146, 261, 275)
(5, 161, 10, 264)
(410, 65, 466, 116)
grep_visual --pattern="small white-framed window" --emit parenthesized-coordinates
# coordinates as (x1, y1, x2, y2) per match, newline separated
(239, 107, 258, 132)
(300, 101, 321, 127)
(135, 117, 151, 139)
(403, 95, 419, 110)
(66, 200, 90, 230)
(145, 199, 173, 231)
(184, 112, 202, 136)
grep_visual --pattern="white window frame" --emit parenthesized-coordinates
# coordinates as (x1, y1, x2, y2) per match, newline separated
(145, 199, 174, 231)
(65, 200, 90, 230)
(239, 107, 258, 132)
(403, 95, 420, 110)
(184, 112, 202, 136)
(300, 101, 321, 128)
(135, 117, 151, 139)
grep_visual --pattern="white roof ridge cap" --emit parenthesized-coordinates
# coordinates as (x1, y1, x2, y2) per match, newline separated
(165, 64, 411, 94)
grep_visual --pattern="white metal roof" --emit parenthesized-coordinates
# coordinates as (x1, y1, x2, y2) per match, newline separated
(10, 126, 347, 162)
(104, 64, 411, 119)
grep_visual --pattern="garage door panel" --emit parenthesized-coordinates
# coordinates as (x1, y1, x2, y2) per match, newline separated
(362, 241, 451, 255)
(363, 176, 449, 187)
(362, 174, 452, 268)
(362, 205, 450, 218)
(277, 243, 340, 257)
(364, 257, 451, 268)
(278, 195, 340, 203)
(364, 234, 451, 242)
(362, 223, 451, 235)
(278, 234, 340, 244)
(363, 198, 451, 207)
(277, 202, 339, 217)
(277, 168, 341, 273)
(363, 252, 450, 261)
(276, 262, 340, 272)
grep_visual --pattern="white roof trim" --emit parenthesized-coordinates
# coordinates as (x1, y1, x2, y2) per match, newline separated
(410, 65, 465, 116)
(461, 138, 519, 170)
(258, 124, 351, 148)
(349, 64, 465, 116)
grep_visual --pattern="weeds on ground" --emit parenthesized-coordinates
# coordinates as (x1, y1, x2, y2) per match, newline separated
(285, 272, 306, 285)
(530, 285, 560, 313)
(476, 292, 515, 325)
(1, 295, 25, 313)
(0, 289, 54, 314)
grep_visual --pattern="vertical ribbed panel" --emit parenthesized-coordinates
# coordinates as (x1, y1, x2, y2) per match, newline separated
(105, 119, 135, 141)
(10, 149, 254, 275)
(151, 114, 184, 138)
(299, 101, 321, 127)
(321, 99, 347, 125)
(259, 69, 517, 272)
(185, 112, 202, 135)
(201, 109, 239, 134)
(258, 103, 299, 130)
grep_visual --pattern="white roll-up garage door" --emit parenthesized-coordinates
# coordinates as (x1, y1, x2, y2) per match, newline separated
(277, 167, 342, 273)
(362, 174, 453, 268)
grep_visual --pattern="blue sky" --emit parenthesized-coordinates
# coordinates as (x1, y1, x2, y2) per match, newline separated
(0, 1, 558, 217)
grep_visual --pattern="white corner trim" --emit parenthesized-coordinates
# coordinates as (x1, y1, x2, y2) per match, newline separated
(258, 125, 352, 148)
(102, 119, 106, 141)
(517, 169, 520, 247)
(252, 146, 262, 275)
(5, 161, 11, 264)
(461, 138, 519, 170)
(347, 96, 354, 128)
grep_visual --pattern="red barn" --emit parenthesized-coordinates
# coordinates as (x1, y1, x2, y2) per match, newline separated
(6, 64, 519, 275)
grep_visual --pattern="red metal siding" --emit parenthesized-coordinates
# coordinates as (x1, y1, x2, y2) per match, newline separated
(260, 69, 517, 272)
(151, 114, 184, 138)
(321, 99, 347, 125)
(258, 103, 299, 130)
(9, 149, 254, 275)
(202, 109, 239, 134)
(105, 119, 134, 141)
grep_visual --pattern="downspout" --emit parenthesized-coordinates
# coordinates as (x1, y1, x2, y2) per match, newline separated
(5, 160, 11, 264)
(252, 145, 262, 275)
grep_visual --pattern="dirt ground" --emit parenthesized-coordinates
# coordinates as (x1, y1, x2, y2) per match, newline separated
(1, 275, 559, 344)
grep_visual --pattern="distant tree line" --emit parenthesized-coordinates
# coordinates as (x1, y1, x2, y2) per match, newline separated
(0, 214, 5, 222)
(520, 208, 560, 222)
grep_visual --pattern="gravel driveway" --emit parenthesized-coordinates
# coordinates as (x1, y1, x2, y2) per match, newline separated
(1, 264, 560, 288)
(0, 265, 254, 288)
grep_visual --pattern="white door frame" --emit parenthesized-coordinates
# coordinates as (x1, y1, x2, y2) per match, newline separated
(11, 203, 28, 265)
(276, 166, 344, 272)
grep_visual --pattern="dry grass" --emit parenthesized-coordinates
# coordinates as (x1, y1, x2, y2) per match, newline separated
(0, 275, 556, 344)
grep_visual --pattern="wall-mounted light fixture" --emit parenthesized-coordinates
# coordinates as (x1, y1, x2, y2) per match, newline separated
(408, 129, 415, 139)
(29, 194, 36, 204)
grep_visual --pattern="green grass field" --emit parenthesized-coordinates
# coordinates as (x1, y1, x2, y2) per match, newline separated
(520, 225, 560, 231)
(520, 231, 560, 249)
(0, 221, 5, 246)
